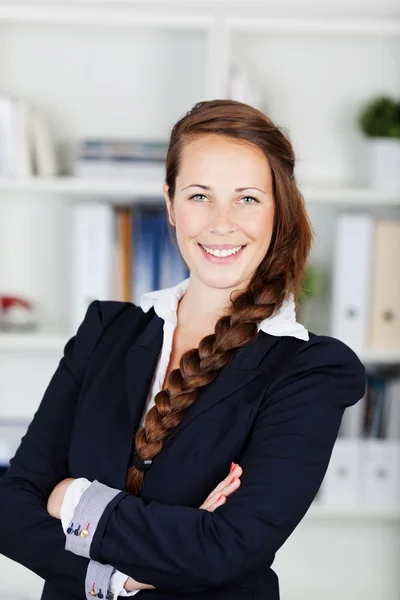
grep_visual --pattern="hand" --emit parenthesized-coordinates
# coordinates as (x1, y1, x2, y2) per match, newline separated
(47, 478, 76, 520)
(124, 463, 243, 592)
(200, 462, 243, 512)
(124, 578, 156, 592)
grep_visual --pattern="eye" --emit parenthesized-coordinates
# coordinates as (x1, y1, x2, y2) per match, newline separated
(189, 193, 207, 202)
(239, 196, 259, 205)
(189, 194, 259, 204)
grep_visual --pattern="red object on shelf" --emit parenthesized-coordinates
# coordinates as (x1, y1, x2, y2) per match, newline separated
(0, 295, 37, 331)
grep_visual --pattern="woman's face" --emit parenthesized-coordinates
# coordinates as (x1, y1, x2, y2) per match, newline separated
(163, 134, 275, 292)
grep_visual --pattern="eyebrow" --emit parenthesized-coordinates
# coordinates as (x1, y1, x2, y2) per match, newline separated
(181, 184, 267, 194)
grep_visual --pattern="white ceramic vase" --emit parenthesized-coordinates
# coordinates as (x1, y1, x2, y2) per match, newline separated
(368, 138, 400, 191)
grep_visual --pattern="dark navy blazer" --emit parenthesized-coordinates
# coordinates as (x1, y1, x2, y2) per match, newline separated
(0, 300, 366, 600)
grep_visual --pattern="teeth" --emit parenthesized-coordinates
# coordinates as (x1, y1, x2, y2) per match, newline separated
(201, 245, 243, 257)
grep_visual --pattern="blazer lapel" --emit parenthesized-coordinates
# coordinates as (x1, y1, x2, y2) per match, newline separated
(125, 310, 164, 430)
(169, 331, 280, 439)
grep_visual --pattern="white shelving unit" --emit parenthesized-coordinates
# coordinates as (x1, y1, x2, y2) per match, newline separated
(0, 2, 399, 600)
(0, 329, 69, 352)
(0, 176, 166, 200)
(225, 15, 400, 36)
(307, 504, 400, 520)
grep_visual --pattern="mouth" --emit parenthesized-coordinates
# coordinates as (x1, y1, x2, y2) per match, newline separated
(198, 243, 247, 264)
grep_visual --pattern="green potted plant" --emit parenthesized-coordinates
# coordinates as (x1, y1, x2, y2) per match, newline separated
(357, 95, 400, 191)
(296, 263, 321, 322)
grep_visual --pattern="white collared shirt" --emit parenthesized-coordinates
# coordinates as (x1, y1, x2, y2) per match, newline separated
(61, 278, 309, 597)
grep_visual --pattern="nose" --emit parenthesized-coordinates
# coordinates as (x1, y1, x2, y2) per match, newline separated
(209, 204, 239, 235)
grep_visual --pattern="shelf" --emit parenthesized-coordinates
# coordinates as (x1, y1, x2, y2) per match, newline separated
(358, 349, 400, 365)
(226, 15, 400, 36)
(302, 185, 400, 206)
(1, 178, 400, 206)
(0, 5, 214, 29)
(0, 177, 165, 201)
(0, 329, 70, 353)
(307, 504, 400, 520)
(1, 6, 399, 37)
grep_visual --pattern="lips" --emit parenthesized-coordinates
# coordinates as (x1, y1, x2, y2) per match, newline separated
(199, 244, 245, 250)
(198, 243, 246, 263)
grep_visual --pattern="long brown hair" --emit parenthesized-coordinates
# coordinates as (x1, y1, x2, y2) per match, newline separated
(127, 99, 313, 495)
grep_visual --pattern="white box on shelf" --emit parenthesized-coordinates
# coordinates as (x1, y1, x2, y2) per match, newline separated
(319, 438, 362, 509)
(359, 439, 400, 510)
(71, 203, 115, 333)
(330, 213, 374, 352)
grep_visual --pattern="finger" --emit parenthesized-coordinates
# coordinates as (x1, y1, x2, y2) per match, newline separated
(201, 493, 226, 512)
(204, 464, 243, 501)
(204, 475, 241, 509)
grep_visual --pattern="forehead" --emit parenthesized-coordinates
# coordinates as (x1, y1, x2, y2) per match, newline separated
(178, 134, 272, 183)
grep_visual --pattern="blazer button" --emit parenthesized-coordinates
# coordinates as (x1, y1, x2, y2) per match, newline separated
(80, 529, 89, 538)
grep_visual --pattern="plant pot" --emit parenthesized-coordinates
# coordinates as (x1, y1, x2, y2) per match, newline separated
(368, 138, 400, 191)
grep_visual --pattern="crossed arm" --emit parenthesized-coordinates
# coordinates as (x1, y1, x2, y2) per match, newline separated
(46, 464, 243, 594)
(0, 301, 366, 598)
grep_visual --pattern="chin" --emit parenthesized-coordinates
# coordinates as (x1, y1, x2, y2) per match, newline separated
(196, 271, 247, 291)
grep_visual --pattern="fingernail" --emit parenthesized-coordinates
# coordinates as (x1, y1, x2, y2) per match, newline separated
(217, 494, 224, 502)
(229, 477, 237, 485)
(230, 462, 235, 473)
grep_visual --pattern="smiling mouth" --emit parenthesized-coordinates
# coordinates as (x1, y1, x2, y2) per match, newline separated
(198, 243, 246, 259)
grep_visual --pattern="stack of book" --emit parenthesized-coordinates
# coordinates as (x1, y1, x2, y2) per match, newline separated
(74, 138, 168, 180)
(71, 201, 189, 333)
(319, 374, 400, 510)
(0, 93, 58, 178)
(331, 214, 400, 352)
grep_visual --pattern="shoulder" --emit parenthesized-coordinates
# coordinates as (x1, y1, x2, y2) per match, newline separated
(267, 332, 367, 408)
(89, 299, 143, 327)
(64, 300, 150, 379)
(78, 299, 150, 333)
(293, 331, 364, 370)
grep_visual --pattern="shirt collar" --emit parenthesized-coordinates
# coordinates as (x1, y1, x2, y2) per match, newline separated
(140, 277, 309, 341)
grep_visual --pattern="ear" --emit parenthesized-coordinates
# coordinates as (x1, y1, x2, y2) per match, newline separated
(163, 183, 175, 227)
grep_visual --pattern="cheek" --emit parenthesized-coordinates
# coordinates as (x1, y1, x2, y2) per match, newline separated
(246, 211, 274, 249)
(175, 206, 207, 242)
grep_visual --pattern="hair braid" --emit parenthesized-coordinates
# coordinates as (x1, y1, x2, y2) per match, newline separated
(127, 264, 288, 495)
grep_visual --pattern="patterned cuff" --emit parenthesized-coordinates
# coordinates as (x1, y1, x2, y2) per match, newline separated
(110, 570, 137, 597)
(65, 479, 122, 559)
(85, 560, 115, 600)
(61, 478, 92, 533)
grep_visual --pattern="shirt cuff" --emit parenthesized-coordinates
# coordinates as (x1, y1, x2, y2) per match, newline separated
(110, 570, 140, 597)
(60, 477, 92, 533)
(85, 560, 115, 600)
(65, 479, 123, 559)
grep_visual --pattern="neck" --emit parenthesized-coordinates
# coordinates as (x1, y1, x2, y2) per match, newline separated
(177, 276, 248, 333)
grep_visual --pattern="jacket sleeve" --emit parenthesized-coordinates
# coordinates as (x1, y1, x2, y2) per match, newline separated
(73, 335, 366, 594)
(0, 301, 127, 598)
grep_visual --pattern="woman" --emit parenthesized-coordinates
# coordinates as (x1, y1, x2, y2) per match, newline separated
(0, 99, 366, 600)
